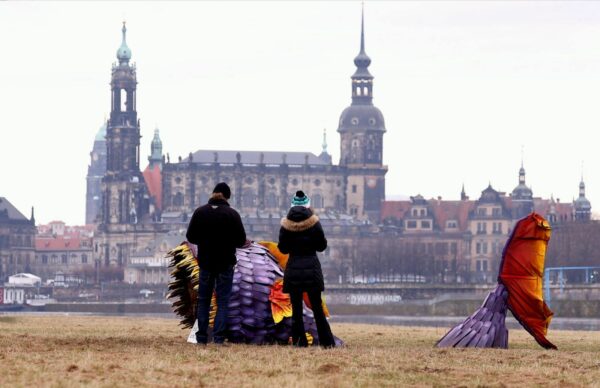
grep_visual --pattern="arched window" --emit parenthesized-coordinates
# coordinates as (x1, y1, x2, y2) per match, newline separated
(356, 87, 361, 96)
(266, 192, 278, 209)
(173, 192, 184, 207)
(312, 194, 323, 209)
(62, 254, 68, 264)
(42, 255, 48, 264)
(121, 89, 127, 112)
(242, 190, 256, 208)
(81, 254, 88, 264)
(335, 195, 343, 210)
(363, 86, 368, 96)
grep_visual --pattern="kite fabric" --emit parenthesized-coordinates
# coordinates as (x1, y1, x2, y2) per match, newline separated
(436, 283, 509, 348)
(167, 240, 342, 346)
(437, 212, 556, 349)
(498, 212, 556, 350)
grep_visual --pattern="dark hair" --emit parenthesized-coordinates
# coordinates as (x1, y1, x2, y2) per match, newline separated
(212, 182, 231, 199)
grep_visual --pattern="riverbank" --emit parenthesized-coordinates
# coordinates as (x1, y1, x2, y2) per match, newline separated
(19, 297, 600, 319)
(1, 316, 599, 387)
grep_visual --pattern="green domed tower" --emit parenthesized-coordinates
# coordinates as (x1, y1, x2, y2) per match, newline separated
(101, 22, 149, 227)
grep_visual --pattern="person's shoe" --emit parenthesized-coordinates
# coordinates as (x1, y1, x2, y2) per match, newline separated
(196, 336, 208, 346)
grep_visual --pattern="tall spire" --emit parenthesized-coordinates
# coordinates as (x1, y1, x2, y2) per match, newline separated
(353, 4, 372, 75)
(321, 128, 328, 154)
(351, 4, 373, 105)
(360, 2, 365, 54)
(116, 21, 132, 65)
(579, 160, 586, 197)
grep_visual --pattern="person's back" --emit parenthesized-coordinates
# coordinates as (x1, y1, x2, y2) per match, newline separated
(186, 192, 246, 273)
(277, 190, 336, 348)
(185, 182, 246, 345)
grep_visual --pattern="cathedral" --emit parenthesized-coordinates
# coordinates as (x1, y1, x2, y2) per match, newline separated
(85, 15, 591, 283)
(88, 13, 386, 269)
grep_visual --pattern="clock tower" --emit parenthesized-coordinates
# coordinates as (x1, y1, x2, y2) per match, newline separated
(337, 8, 387, 221)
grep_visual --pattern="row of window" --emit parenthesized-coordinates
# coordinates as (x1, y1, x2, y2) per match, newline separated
(477, 207, 502, 216)
(475, 241, 504, 255)
(476, 222, 505, 234)
(173, 176, 343, 188)
(411, 208, 427, 217)
(4, 254, 32, 265)
(401, 242, 458, 256)
(406, 220, 431, 229)
(172, 191, 335, 209)
(0, 235, 33, 248)
(38, 253, 89, 265)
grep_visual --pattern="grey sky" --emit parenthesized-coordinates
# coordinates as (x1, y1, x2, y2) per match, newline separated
(1, 1, 599, 225)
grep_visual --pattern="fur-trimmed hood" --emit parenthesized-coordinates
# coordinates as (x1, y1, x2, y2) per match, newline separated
(281, 214, 319, 232)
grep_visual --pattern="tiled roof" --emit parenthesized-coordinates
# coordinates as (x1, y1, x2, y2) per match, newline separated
(428, 200, 476, 231)
(35, 236, 90, 251)
(533, 198, 573, 220)
(143, 164, 162, 210)
(381, 201, 412, 220)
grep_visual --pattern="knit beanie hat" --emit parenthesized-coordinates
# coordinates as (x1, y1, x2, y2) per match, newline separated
(213, 182, 231, 199)
(291, 190, 310, 208)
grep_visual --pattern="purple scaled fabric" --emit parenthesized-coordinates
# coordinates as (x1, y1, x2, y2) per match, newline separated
(436, 284, 509, 348)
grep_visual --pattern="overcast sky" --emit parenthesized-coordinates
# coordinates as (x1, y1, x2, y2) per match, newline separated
(1, 1, 600, 225)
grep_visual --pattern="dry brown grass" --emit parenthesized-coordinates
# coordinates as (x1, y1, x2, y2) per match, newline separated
(1, 315, 600, 387)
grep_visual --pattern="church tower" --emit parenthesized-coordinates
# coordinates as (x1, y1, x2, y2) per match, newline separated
(148, 128, 163, 170)
(573, 175, 592, 221)
(101, 22, 148, 226)
(86, 122, 107, 224)
(510, 161, 534, 219)
(337, 7, 387, 221)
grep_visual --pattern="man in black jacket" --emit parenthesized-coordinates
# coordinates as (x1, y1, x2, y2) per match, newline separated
(186, 182, 246, 344)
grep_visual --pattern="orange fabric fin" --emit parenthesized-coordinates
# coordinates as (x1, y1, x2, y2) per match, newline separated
(258, 241, 289, 270)
(269, 279, 292, 324)
(303, 292, 331, 318)
(498, 212, 557, 350)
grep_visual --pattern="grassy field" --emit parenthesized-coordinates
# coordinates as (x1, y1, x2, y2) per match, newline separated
(1, 316, 600, 387)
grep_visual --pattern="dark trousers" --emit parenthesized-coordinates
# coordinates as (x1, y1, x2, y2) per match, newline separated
(289, 290, 335, 348)
(195, 266, 234, 344)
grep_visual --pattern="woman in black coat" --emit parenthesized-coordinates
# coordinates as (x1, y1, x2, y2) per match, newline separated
(278, 191, 336, 348)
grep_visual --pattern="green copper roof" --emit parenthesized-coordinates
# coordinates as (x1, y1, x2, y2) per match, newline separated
(95, 122, 107, 141)
(117, 22, 132, 64)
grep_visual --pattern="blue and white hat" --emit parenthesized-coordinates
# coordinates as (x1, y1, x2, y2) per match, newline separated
(291, 191, 311, 208)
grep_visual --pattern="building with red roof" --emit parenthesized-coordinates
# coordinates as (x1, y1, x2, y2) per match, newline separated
(33, 221, 94, 281)
(380, 165, 591, 283)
